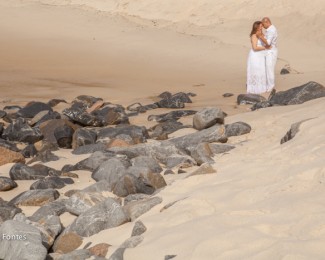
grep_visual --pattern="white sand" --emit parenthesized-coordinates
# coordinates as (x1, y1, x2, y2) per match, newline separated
(0, 0, 324, 259)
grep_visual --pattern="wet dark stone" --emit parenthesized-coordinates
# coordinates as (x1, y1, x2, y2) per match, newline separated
(17, 102, 53, 118)
(223, 93, 234, 97)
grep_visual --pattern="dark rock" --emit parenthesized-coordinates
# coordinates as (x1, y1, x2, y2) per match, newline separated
(64, 189, 80, 197)
(52, 232, 83, 254)
(75, 151, 116, 171)
(193, 107, 226, 130)
(251, 101, 273, 111)
(112, 173, 156, 197)
(165, 255, 177, 260)
(148, 110, 197, 122)
(0, 146, 25, 166)
(223, 93, 234, 97)
(127, 166, 166, 190)
(31, 111, 61, 127)
(280, 68, 290, 74)
(47, 99, 67, 107)
(54, 125, 74, 148)
(97, 125, 149, 144)
(91, 158, 127, 189)
(0, 123, 3, 136)
(21, 144, 38, 158)
(169, 124, 228, 151)
(65, 191, 107, 216)
(30, 177, 74, 190)
(39, 119, 78, 144)
(270, 81, 325, 105)
(166, 154, 196, 169)
(126, 102, 159, 113)
(280, 119, 313, 144)
(131, 156, 163, 173)
(0, 138, 20, 152)
(92, 105, 130, 126)
(149, 120, 189, 138)
(190, 142, 214, 165)
(27, 149, 60, 164)
(3, 105, 21, 114)
(186, 163, 216, 178)
(0, 176, 18, 191)
(131, 220, 147, 236)
(0, 110, 6, 118)
(66, 198, 129, 237)
(0, 200, 22, 223)
(237, 94, 266, 105)
(10, 163, 60, 180)
(30, 200, 67, 221)
(62, 103, 102, 127)
(72, 128, 97, 149)
(72, 143, 107, 155)
(225, 122, 252, 137)
(0, 220, 47, 260)
(17, 101, 53, 118)
(73, 95, 103, 107)
(9, 189, 60, 206)
(209, 143, 236, 154)
(14, 213, 62, 250)
(2, 118, 43, 143)
(123, 196, 162, 221)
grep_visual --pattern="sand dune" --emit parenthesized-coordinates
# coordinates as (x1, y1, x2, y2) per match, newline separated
(0, 1, 325, 259)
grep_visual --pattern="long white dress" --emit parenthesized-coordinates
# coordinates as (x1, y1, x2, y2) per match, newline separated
(246, 37, 267, 94)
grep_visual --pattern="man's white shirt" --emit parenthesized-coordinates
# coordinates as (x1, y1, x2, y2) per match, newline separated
(265, 24, 277, 51)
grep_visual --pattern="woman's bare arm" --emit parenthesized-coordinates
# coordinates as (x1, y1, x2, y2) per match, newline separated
(251, 35, 266, 51)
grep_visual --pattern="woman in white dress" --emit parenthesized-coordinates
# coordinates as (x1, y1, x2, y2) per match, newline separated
(246, 21, 271, 94)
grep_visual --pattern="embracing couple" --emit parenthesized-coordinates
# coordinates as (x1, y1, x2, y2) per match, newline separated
(247, 17, 278, 96)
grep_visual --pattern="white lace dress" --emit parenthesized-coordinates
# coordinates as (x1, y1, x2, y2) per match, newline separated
(246, 38, 267, 94)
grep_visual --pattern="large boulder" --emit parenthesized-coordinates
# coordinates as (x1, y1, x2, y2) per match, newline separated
(10, 163, 60, 180)
(30, 199, 67, 221)
(9, 189, 60, 206)
(65, 191, 107, 216)
(0, 220, 47, 260)
(123, 196, 162, 221)
(193, 107, 226, 130)
(131, 156, 163, 173)
(65, 198, 130, 237)
(91, 158, 127, 188)
(30, 177, 74, 190)
(169, 124, 228, 151)
(270, 81, 325, 105)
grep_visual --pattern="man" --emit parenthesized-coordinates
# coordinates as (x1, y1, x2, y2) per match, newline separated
(257, 17, 278, 93)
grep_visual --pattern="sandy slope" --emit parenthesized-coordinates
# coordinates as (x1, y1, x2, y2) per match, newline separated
(0, 1, 325, 259)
